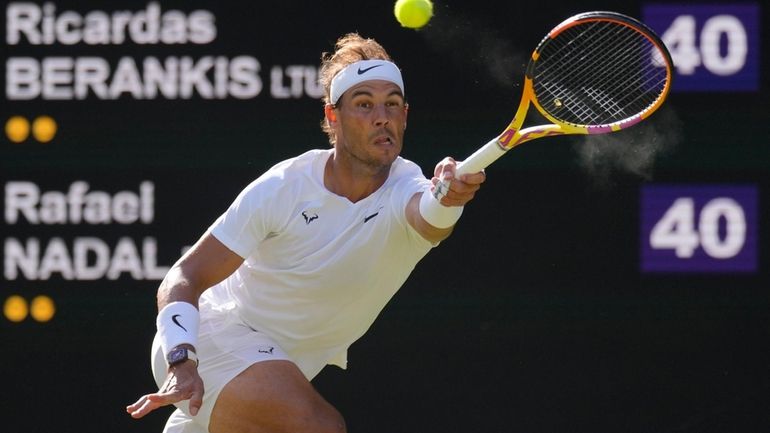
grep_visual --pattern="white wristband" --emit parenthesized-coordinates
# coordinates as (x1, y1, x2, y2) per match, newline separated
(156, 301, 199, 356)
(419, 189, 464, 229)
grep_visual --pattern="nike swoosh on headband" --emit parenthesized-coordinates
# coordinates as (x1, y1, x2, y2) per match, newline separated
(357, 64, 384, 75)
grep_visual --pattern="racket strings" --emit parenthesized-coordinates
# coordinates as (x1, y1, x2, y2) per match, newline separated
(540, 25, 620, 118)
(548, 25, 661, 101)
(538, 22, 635, 91)
(591, 41, 655, 117)
(539, 39, 635, 122)
(614, 60, 670, 114)
(537, 23, 641, 123)
(603, 36, 668, 112)
(532, 19, 669, 126)
(539, 21, 624, 78)
(549, 28, 656, 121)
(553, 27, 643, 122)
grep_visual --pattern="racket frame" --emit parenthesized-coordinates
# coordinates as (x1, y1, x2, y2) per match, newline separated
(454, 11, 673, 176)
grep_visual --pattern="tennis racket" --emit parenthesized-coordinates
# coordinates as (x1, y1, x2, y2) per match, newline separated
(436, 11, 673, 195)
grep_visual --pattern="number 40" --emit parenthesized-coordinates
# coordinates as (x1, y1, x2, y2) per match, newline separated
(649, 198, 746, 259)
(661, 14, 748, 76)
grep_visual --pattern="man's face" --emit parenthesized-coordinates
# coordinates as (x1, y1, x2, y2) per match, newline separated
(331, 80, 408, 172)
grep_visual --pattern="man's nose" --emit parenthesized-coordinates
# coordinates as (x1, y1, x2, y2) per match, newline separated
(372, 104, 390, 126)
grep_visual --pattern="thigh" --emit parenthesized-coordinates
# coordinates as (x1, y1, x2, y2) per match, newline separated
(208, 360, 345, 433)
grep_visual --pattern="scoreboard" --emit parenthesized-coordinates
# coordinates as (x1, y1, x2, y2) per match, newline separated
(641, 184, 758, 272)
(643, 3, 760, 91)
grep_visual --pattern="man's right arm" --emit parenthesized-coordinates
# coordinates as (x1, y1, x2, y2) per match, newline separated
(126, 232, 244, 419)
(157, 231, 245, 308)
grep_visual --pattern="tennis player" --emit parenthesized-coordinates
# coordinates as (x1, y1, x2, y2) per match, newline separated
(127, 33, 486, 433)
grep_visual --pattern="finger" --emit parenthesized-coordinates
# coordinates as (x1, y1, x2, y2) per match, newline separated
(188, 387, 204, 416)
(442, 179, 480, 198)
(148, 391, 181, 405)
(433, 157, 456, 177)
(454, 179, 482, 193)
(127, 395, 163, 419)
(440, 192, 475, 207)
(460, 170, 486, 185)
(439, 183, 479, 206)
(132, 400, 157, 418)
(126, 395, 149, 414)
(430, 175, 450, 200)
(434, 171, 455, 201)
(440, 164, 456, 181)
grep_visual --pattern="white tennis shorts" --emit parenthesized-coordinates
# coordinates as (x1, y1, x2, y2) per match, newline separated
(151, 297, 291, 433)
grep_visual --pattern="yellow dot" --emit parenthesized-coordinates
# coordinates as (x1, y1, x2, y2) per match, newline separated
(5, 116, 30, 143)
(30, 295, 56, 322)
(32, 115, 57, 143)
(3, 295, 29, 322)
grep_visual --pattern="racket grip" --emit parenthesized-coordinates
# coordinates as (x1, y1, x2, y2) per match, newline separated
(433, 136, 507, 201)
(455, 137, 508, 176)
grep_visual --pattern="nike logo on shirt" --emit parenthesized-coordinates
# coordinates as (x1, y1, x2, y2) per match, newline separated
(364, 212, 379, 223)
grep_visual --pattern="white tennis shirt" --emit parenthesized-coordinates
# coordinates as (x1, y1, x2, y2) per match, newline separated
(202, 148, 434, 378)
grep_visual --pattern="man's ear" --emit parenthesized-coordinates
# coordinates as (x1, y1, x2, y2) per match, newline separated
(324, 104, 337, 123)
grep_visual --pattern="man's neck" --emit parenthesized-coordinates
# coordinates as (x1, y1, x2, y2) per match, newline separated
(324, 152, 389, 203)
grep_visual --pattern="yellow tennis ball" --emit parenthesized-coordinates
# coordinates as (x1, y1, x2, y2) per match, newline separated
(394, 0, 433, 29)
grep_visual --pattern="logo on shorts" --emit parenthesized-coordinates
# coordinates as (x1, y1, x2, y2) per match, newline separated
(258, 346, 275, 354)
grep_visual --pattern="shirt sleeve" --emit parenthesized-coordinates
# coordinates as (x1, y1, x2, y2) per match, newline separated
(389, 159, 435, 246)
(209, 177, 276, 259)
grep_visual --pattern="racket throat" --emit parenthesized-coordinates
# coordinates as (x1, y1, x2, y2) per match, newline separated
(497, 87, 533, 149)
(497, 129, 519, 149)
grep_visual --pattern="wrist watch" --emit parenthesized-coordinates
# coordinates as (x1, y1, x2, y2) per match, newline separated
(166, 347, 199, 367)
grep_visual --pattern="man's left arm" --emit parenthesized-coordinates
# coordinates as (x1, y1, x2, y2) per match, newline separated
(406, 157, 486, 244)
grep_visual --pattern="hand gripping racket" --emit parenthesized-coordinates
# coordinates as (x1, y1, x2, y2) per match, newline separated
(435, 11, 673, 197)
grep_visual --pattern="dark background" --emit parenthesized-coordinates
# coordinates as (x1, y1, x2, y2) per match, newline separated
(1, 1, 768, 432)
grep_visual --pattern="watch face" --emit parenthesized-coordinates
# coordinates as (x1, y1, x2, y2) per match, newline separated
(167, 348, 187, 365)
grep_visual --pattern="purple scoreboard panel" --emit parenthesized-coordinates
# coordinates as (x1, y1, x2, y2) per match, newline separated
(640, 185, 758, 273)
(642, 3, 760, 92)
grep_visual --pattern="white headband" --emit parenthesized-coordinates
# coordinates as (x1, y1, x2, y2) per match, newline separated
(329, 60, 404, 105)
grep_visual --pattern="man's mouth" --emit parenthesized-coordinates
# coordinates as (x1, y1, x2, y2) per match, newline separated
(373, 134, 394, 146)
